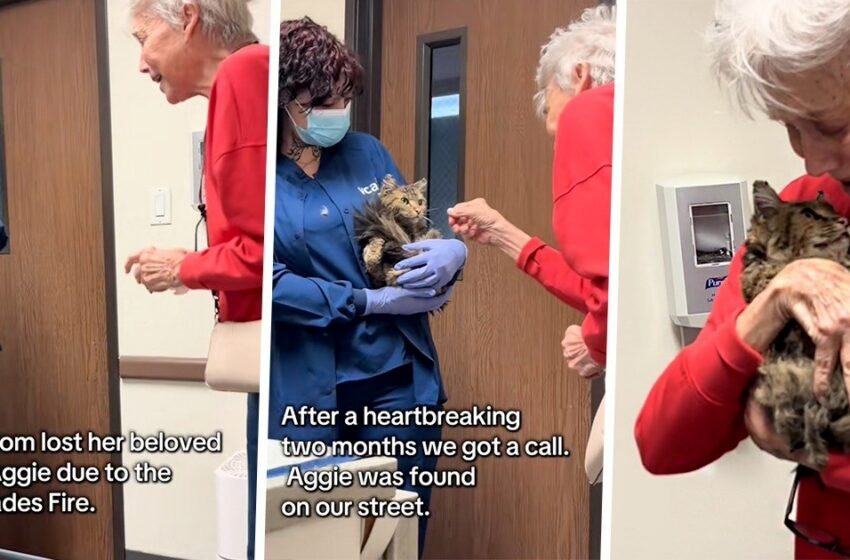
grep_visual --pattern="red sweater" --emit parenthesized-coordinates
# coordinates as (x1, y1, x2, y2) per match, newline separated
(179, 44, 268, 322)
(517, 82, 613, 365)
(636, 174, 850, 559)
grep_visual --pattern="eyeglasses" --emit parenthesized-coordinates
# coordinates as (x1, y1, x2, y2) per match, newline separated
(784, 467, 850, 558)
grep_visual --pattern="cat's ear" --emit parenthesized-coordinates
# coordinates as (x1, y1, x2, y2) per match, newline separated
(381, 174, 398, 196)
(816, 190, 825, 202)
(412, 178, 428, 197)
(752, 180, 780, 219)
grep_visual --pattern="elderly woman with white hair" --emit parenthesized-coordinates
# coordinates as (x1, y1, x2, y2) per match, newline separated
(636, 0, 850, 557)
(447, 4, 615, 485)
(121, 1, 268, 558)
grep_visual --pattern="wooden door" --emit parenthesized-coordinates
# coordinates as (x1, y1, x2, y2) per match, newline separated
(380, 1, 596, 558)
(0, 0, 121, 558)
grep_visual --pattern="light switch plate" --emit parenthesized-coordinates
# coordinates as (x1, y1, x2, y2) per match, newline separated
(150, 187, 171, 225)
(191, 130, 205, 209)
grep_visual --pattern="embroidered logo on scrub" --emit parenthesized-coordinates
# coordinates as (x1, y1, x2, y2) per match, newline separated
(358, 182, 379, 196)
(320, 206, 329, 217)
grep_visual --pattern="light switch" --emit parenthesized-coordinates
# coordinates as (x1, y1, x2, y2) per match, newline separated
(154, 195, 165, 217)
(150, 187, 172, 225)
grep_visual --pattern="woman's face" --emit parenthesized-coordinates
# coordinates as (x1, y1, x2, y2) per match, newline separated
(543, 82, 575, 137)
(132, 12, 201, 104)
(772, 62, 850, 187)
(542, 64, 592, 138)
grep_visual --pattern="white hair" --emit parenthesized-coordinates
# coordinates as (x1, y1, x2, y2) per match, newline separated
(130, 0, 257, 49)
(533, 5, 617, 118)
(707, 0, 850, 117)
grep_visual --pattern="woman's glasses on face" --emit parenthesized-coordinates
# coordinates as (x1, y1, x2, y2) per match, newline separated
(785, 468, 850, 558)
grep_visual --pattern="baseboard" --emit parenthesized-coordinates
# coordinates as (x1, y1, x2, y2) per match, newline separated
(126, 552, 185, 560)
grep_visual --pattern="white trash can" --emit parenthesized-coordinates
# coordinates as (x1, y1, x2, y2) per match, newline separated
(215, 450, 249, 560)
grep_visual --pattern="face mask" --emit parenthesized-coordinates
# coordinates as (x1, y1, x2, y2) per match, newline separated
(288, 104, 351, 148)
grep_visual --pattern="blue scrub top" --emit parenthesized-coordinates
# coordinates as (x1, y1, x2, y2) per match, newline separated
(270, 132, 446, 441)
(299, 164, 410, 382)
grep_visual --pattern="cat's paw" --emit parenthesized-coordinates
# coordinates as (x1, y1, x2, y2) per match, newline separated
(363, 238, 386, 266)
(385, 267, 407, 286)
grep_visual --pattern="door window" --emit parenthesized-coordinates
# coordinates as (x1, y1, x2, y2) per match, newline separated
(415, 29, 467, 238)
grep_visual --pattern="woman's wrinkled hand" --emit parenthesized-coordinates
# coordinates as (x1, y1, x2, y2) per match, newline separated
(124, 247, 188, 293)
(447, 198, 507, 245)
(744, 396, 817, 470)
(562, 324, 604, 379)
(738, 258, 850, 403)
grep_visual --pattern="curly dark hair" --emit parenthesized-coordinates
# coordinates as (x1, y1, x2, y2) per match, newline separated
(279, 17, 365, 109)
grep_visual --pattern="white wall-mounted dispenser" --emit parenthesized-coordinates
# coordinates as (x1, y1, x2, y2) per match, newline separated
(192, 130, 205, 210)
(657, 175, 750, 329)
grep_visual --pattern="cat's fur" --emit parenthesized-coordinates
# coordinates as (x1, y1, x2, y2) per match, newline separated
(741, 180, 850, 468)
(354, 174, 442, 288)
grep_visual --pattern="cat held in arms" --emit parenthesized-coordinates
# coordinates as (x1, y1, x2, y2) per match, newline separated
(354, 174, 443, 289)
(741, 180, 850, 468)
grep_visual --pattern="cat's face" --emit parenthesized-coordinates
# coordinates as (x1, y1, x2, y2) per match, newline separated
(379, 176, 428, 220)
(748, 180, 850, 261)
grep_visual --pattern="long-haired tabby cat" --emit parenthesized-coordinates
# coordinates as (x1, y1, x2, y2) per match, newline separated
(741, 180, 850, 468)
(354, 174, 442, 288)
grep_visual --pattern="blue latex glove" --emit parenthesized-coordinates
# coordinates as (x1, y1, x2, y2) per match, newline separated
(364, 285, 452, 315)
(395, 239, 467, 290)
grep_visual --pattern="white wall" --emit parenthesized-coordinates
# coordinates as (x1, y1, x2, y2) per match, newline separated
(280, 0, 345, 37)
(108, 1, 270, 558)
(609, 1, 805, 558)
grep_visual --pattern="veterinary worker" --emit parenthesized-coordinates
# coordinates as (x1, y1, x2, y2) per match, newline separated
(447, 5, 615, 484)
(122, 1, 267, 558)
(270, 17, 466, 555)
(635, 0, 850, 557)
